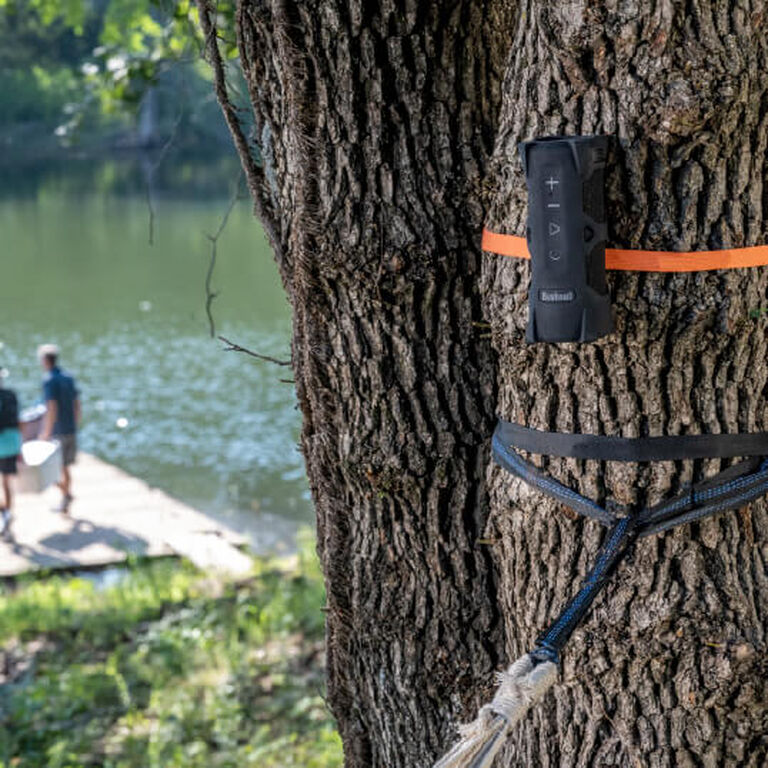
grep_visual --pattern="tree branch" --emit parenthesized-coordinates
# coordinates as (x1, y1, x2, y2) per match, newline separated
(204, 174, 244, 337)
(196, 0, 282, 255)
(218, 336, 291, 367)
(145, 107, 185, 246)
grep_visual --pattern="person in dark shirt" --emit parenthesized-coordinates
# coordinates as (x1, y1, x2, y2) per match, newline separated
(38, 344, 81, 513)
(0, 367, 21, 538)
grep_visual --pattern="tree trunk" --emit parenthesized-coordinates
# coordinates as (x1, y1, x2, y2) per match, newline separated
(215, 1, 515, 765)
(205, 0, 768, 765)
(482, 2, 768, 766)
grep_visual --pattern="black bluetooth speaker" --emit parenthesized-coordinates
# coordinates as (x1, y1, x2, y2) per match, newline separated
(519, 135, 614, 344)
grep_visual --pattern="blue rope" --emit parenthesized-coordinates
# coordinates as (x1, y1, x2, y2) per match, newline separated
(492, 432, 615, 526)
(492, 429, 768, 663)
(640, 470, 768, 536)
(536, 516, 634, 662)
(638, 459, 768, 535)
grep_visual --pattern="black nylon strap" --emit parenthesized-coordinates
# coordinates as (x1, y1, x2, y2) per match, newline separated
(492, 425, 768, 536)
(492, 417, 768, 667)
(497, 420, 768, 462)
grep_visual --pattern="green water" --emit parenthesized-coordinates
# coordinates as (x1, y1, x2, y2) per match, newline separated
(0, 153, 311, 551)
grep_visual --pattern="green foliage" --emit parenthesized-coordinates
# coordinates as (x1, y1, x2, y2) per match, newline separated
(0, 65, 80, 124)
(25, 0, 88, 33)
(0, 559, 201, 645)
(87, 0, 207, 114)
(0, 538, 341, 768)
(0, 0, 237, 145)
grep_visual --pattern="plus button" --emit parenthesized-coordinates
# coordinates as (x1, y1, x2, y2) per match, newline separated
(545, 176, 559, 192)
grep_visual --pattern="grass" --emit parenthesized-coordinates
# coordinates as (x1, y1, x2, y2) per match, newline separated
(0, 531, 342, 768)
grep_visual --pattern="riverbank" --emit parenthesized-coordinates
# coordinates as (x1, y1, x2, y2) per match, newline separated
(1, 452, 253, 578)
(0, 533, 341, 767)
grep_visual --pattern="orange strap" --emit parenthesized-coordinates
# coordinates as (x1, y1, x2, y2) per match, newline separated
(482, 229, 768, 272)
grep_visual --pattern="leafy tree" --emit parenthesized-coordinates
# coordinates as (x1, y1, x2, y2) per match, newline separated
(0, 0, 233, 144)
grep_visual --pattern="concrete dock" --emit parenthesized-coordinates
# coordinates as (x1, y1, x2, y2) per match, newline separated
(0, 453, 253, 578)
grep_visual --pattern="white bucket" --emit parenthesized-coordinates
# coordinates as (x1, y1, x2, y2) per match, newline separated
(18, 440, 63, 493)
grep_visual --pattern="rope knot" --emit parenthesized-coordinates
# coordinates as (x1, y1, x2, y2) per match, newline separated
(434, 654, 558, 768)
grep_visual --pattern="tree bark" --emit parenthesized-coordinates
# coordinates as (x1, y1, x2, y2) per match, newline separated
(205, 0, 768, 765)
(215, 1, 516, 765)
(482, 2, 768, 766)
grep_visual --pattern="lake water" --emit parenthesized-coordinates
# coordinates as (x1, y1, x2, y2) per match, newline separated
(0, 152, 311, 552)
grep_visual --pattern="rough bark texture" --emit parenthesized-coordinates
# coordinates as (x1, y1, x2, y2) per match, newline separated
(482, 2, 768, 766)
(227, 2, 516, 765)
(206, 0, 768, 765)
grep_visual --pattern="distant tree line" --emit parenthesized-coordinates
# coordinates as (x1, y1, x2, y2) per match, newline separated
(0, 0, 238, 151)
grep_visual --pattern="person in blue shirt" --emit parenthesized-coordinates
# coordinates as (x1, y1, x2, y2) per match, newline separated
(0, 367, 21, 538)
(38, 344, 81, 513)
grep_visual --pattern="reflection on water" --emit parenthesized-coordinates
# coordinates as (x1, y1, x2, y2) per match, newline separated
(0, 152, 311, 552)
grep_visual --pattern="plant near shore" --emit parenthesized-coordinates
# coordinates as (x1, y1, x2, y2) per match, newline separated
(0, 533, 340, 768)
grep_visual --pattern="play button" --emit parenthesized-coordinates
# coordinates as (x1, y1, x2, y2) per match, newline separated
(548, 221, 561, 236)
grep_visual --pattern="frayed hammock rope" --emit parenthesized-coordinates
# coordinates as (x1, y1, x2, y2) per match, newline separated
(434, 654, 557, 768)
(434, 421, 768, 768)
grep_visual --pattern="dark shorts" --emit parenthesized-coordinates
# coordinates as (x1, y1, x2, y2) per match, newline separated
(56, 434, 77, 467)
(0, 455, 17, 475)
